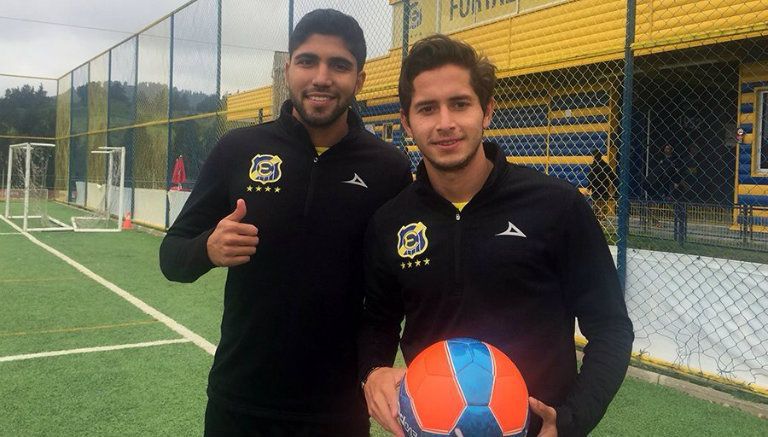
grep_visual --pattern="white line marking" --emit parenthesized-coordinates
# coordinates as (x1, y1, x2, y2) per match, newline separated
(0, 215, 217, 355)
(0, 232, 22, 235)
(0, 339, 190, 363)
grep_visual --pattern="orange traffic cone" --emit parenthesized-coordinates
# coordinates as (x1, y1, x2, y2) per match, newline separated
(122, 213, 133, 230)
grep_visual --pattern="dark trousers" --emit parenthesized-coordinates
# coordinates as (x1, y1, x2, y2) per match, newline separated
(204, 400, 370, 437)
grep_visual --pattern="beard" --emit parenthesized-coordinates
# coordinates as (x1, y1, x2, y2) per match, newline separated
(290, 89, 354, 128)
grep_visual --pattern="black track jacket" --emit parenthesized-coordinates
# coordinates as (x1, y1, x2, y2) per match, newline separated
(358, 142, 634, 436)
(160, 101, 412, 422)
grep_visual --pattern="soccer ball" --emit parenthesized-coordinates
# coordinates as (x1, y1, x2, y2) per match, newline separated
(398, 338, 529, 437)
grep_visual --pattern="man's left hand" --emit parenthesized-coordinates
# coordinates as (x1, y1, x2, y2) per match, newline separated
(529, 397, 557, 437)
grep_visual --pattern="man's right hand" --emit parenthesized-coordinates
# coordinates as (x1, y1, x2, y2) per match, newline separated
(363, 367, 406, 437)
(206, 199, 259, 267)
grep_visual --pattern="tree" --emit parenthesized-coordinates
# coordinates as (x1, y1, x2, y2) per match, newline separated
(0, 83, 56, 137)
(0, 84, 56, 181)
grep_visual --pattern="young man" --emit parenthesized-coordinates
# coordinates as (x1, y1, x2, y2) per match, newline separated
(358, 35, 634, 437)
(159, 9, 412, 437)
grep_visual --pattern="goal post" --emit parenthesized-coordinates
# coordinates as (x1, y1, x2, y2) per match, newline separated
(3, 142, 72, 232)
(71, 146, 126, 232)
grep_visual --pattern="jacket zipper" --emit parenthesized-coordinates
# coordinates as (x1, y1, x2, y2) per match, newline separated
(303, 156, 319, 217)
(453, 210, 463, 295)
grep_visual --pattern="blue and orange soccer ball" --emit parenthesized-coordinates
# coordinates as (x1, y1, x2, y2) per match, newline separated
(398, 338, 529, 437)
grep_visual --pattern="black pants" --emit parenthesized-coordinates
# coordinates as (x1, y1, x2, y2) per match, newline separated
(204, 400, 370, 437)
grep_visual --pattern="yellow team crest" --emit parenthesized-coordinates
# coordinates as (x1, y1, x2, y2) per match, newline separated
(249, 154, 283, 184)
(397, 222, 429, 259)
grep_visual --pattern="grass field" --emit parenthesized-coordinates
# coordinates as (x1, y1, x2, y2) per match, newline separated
(1, 202, 767, 436)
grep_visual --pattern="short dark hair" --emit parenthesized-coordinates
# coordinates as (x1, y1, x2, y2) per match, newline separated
(289, 9, 367, 72)
(399, 34, 496, 117)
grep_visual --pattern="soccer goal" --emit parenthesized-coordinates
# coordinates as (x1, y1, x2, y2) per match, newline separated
(3, 142, 72, 232)
(71, 146, 126, 232)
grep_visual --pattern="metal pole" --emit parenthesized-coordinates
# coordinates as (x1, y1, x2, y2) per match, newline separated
(84, 62, 90, 207)
(617, 0, 637, 291)
(107, 50, 112, 140)
(288, 0, 294, 39)
(165, 14, 175, 230)
(118, 147, 125, 230)
(216, 0, 222, 100)
(645, 109, 650, 200)
(69, 71, 75, 203)
(107, 151, 113, 221)
(23, 143, 31, 231)
(399, 0, 411, 149)
(130, 35, 139, 219)
(106, 49, 113, 213)
(5, 146, 13, 218)
(402, 0, 411, 61)
(55, 76, 60, 198)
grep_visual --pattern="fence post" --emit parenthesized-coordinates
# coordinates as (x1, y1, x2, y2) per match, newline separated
(288, 0, 294, 39)
(165, 14, 175, 230)
(402, 0, 410, 61)
(739, 203, 746, 242)
(69, 72, 74, 203)
(673, 201, 687, 246)
(130, 36, 139, 220)
(216, 0, 222, 100)
(617, 0, 637, 291)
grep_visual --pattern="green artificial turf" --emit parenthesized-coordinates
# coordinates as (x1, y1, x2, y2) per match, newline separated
(34, 228, 226, 344)
(370, 369, 768, 437)
(0, 235, 176, 355)
(0, 342, 210, 437)
(593, 376, 768, 436)
(1, 210, 766, 436)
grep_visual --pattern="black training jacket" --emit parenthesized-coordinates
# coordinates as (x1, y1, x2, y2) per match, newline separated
(160, 101, 412, 422)
(358, 142, 634, 436)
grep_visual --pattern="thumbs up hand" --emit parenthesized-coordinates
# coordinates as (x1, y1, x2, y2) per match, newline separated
(207, 199, 259, 267)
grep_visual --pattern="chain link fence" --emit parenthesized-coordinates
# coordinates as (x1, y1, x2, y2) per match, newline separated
(0, 74, 57, 198)
(2, 0, 766, 400)
(623, 1, 768, 398)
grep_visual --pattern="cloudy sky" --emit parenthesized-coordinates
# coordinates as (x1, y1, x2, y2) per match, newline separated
(0, 0, 392, 96)
(0, 0, 192, 93)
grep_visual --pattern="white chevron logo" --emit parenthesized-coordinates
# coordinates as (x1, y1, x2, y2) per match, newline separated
(496, 221, 527, 238)
(342, 173, 368, 188)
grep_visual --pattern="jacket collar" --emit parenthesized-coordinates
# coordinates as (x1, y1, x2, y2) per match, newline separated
(413, 141, 509, 206)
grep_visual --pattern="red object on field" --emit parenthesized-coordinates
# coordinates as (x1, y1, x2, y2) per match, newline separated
(122, 213, 133, 230)
(172, 155, 186, 187)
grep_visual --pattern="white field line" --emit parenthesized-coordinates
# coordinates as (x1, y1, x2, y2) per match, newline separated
(0, 339, 190, 363)
(0, 232, 22, 235)
(0, 215, 217, 355)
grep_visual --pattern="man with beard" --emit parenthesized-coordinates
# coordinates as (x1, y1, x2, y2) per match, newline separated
(358, 35, 633, 437)
(159, 9, 412, 437)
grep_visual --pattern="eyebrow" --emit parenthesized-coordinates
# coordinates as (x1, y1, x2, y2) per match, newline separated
(293, 53, 319, 62)
(413, 100, 437, 110)
(328, 57, 354, 67)
(447, 94, 474, 102)
(293, 53, 354, 68)
(413, 94, 474, 108)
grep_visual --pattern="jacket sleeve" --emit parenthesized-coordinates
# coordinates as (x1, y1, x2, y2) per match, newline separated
(159, 142, 231, 283)
(554, 193, 634, 436)
(357, 215, 405, 381)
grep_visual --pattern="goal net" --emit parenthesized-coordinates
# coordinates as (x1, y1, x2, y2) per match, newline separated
(71, 146, 126, 232)
(3, 142, 71, 231)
